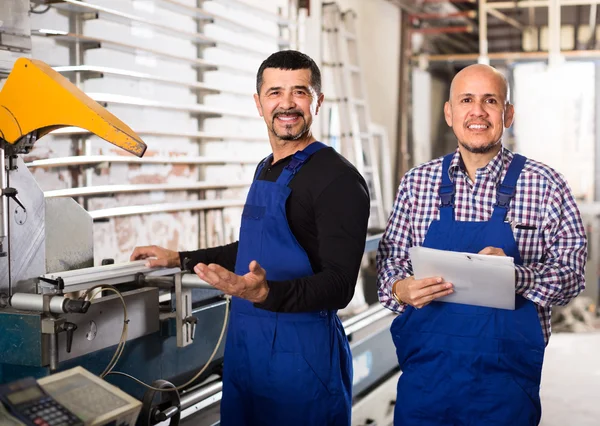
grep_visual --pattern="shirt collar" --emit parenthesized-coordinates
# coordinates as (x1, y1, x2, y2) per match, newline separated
(448, 145, 512, 183)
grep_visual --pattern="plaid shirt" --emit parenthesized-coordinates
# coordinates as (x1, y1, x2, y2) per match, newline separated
(377, 147, 587, 343)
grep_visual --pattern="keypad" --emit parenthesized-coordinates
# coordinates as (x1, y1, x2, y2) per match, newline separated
(18, 397, 82, 426)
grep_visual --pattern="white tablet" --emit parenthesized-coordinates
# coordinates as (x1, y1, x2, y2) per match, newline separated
(409, 246, 516, 310)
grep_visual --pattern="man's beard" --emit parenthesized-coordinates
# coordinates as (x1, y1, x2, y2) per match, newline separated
(458, 139, 500, 154)
(270, 111, 310, 141)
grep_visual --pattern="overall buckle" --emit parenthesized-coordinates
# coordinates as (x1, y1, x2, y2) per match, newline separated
(439, 184, 455, 207)
(285, 150, 310, 174)
(496, 184, 516, 208)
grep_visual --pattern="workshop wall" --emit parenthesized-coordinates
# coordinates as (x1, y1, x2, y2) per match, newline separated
(28, 0, 289, 266)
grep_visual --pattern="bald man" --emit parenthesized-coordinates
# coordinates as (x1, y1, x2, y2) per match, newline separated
(377, 64, 586, 425)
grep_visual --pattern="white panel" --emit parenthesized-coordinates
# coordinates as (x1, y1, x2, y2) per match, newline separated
(513, 62, 595, 201)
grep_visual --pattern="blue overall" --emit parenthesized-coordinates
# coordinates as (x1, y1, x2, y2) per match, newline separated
(391, 153, 546, 426)
(220, 142, 353, 426)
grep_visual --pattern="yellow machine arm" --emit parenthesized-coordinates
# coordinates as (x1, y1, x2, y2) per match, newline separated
(0, 58, 146, 157)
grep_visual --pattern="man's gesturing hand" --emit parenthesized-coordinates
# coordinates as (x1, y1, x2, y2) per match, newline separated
(194, 260, 269, 304)
(394, 276, 454, 309)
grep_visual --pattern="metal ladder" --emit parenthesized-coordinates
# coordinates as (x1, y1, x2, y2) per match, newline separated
(322, 2, 387, 231)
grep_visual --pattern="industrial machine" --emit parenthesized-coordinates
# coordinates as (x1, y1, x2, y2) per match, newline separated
(0, 56, 232, 424)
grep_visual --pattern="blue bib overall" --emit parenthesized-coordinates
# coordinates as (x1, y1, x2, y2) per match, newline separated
(220, 142, 352, 426)
(391, 153, 545, 426)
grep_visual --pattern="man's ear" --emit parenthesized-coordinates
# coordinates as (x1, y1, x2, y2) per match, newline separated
(504, 103, 515, 128)
(315, 93, 324, 115)
(254, 93, 263, 117)
(444, 101, 452, 127)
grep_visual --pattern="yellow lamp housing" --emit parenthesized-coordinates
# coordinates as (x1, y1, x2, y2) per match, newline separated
(0, 58, 146, 157)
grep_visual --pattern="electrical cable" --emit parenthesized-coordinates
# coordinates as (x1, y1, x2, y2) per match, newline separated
(81, 285, 129, 378)
(86, 287, 105, 303)
(81, 280, 229, 394)
(107, 294, 230, 393)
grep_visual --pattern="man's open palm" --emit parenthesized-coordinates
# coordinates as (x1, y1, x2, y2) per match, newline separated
(193, 260, 269, 303)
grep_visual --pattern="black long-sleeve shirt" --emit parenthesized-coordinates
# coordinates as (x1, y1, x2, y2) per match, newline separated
(179, 145, 370, 313)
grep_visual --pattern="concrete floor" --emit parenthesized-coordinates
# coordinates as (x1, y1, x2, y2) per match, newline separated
(540, 331, 600, 425)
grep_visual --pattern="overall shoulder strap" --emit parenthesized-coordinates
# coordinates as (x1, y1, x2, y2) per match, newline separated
(276, 142, 328, 186)
(438, 153, 456, 222)
(491, 153, 527, 221)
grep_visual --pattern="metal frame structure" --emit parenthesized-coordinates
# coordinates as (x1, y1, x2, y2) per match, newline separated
(400, 0, 600, 64)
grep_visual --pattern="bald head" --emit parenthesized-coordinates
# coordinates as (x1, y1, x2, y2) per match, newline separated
(449, 64, 509, 104)
(444, 63, 515, 157)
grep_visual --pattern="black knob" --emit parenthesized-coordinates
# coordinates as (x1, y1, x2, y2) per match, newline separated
(0, 293, 9, 309)
(101, 259, 115, 266)
(155, 406, 179, 422)
(62, 322, 77, 353)
(64, 299, 91, 314)
(3, 187, 26, 212)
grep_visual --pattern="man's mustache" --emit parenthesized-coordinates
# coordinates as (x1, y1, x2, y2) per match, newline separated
(466, 119, 492, 127)
(273, 110, 304, 119)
